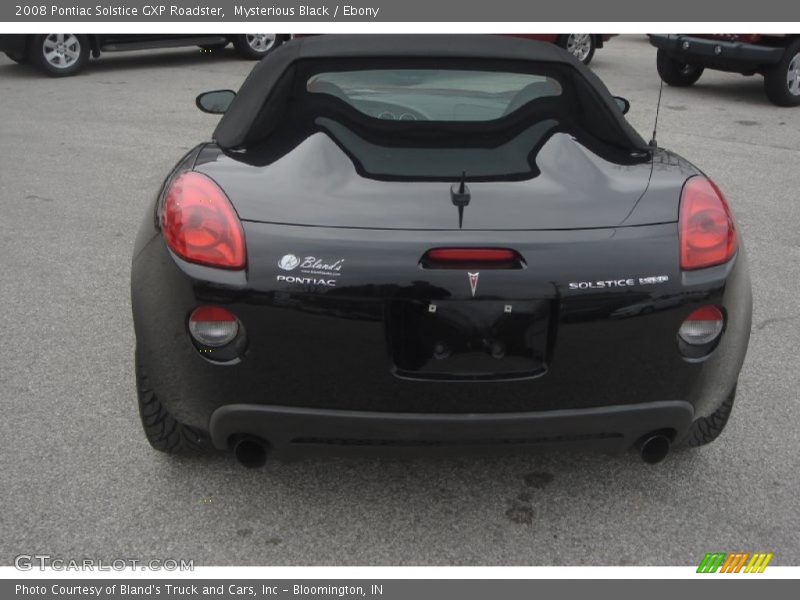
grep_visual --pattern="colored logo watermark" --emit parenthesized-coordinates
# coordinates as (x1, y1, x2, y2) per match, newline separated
(697, 552, 773, 573)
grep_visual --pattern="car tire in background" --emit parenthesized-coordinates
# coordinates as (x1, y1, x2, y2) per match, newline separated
(558, 34, 596, 65)
(232, 34, 286, 60)
(763, 39, 800, 106)
(136, 353, 208, 454)
(684, 386, 736, 447)
(4, 52, 28, 64)
(29, 34, 90, 77)
(656, 48, 705, 87)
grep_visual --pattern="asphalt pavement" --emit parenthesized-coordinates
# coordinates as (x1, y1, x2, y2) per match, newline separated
(0, 35, 798, 566)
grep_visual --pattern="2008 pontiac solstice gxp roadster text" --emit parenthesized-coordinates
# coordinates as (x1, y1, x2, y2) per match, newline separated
(131, 35, 752, 467)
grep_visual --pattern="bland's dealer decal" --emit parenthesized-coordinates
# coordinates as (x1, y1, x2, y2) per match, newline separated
(277, 254, 345, 288)
(569, 275, 669, 290)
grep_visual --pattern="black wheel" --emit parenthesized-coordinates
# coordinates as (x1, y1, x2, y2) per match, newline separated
(558, 34, 596, 65)
(656, 49, 704, 87)
(29, 34, 90, 77)
(684, 386, 736, 447)
(199, 42, 229, 52)
(232, 34, 284, 60)
(136, 354, 208, 454)
(763, 39, 800, 106)
(4, 51, 28, 64)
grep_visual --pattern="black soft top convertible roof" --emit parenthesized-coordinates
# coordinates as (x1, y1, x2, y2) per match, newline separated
(213, 34, 649, 152)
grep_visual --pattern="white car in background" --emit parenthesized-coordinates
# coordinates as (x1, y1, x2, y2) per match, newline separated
(0, 34, 287, 76)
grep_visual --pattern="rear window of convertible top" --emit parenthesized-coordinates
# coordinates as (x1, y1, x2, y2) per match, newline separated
(306, 69, 563, 122)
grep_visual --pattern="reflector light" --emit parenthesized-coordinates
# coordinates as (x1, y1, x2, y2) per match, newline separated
(189, 306, 239, 347)
(162, 172, 245, 270)
(679, 176, 737, 270)
(679, 306, 724, 345)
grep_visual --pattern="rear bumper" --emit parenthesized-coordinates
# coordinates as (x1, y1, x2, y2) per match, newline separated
(649, 34, 784, 72)
(131, 188, 752, 450)
(209, 400, 695, 453)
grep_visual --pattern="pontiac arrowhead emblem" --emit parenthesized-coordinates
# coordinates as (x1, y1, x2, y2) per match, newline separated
(468, 272, 480, 297)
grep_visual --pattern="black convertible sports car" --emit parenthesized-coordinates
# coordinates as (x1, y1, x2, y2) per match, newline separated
(131, 35, 752, 467)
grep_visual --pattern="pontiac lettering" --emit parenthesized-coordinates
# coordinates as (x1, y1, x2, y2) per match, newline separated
(277, 275, 337, 287)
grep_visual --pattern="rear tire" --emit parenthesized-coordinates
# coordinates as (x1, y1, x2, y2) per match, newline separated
(684, 386, 736, 447)
(558, 34, 596, 65)
(4, 51, 28, 64)
(656, 49, 704, 87)
(232, 34, 284, 60)
(29, 34, 90, 77)
(763, 40, 800, 106)
(136, 354, 208, 454)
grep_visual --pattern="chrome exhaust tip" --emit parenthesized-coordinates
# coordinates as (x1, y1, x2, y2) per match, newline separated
(637, 433, 671, 465)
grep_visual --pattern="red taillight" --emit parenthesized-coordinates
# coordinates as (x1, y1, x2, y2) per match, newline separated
(679, 176, 737, 270)
(162, 172, 245, 270)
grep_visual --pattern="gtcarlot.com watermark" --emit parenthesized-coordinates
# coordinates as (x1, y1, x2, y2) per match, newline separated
(14, 554, 194, 571)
